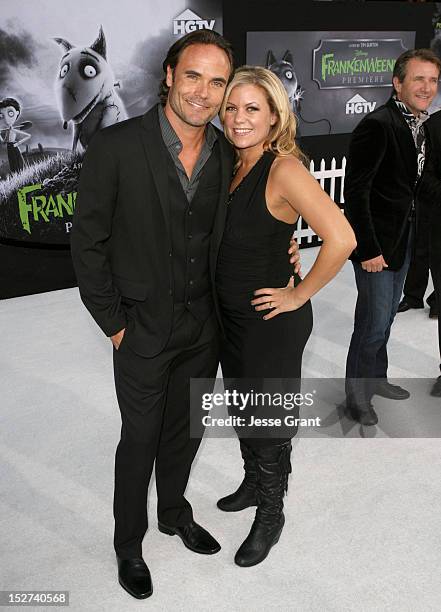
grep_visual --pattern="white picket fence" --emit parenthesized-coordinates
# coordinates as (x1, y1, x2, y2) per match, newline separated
(297, 156, 347, 247)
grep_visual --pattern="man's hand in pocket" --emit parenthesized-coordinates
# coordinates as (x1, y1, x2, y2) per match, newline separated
(111, 328, 125, 350)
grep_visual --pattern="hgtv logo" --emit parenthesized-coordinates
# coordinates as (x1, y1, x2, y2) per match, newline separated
(345, 94, 376, 115)
(173, 9, 215, 35)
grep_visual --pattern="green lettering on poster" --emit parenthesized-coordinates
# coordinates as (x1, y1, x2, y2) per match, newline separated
(17, 183, 41, 234)
(32, 196, 49, 222)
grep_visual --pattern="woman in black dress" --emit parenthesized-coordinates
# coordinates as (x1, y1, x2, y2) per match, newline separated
(216, 67, 356, 567)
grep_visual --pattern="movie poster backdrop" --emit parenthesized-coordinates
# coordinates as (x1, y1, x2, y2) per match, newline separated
(247, 31, 416, 138)
(2, 1, 440, 297)
(0, 0, 222, 247)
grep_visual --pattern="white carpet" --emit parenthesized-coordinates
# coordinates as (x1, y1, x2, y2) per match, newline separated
(1, 248, 440, 611)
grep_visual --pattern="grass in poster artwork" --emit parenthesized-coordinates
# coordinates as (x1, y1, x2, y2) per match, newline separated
(0, 150, 81, 204)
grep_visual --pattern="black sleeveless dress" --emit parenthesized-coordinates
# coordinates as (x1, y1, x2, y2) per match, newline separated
(216, 152, 313, 441)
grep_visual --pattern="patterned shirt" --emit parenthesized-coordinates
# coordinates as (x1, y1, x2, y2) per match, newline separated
(393, 96, 429, 180)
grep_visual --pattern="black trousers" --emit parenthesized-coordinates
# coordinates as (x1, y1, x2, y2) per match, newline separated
(403, 206, 436, 309)
(112, 306, 219, 559)
(430, 234, 441, 368)
(220, 303, 313, 448)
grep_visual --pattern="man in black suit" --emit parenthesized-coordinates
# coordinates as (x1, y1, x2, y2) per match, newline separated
(344, 49, 441, 426)
(71, 30, 234, 599)
(419, 109, 441, 396)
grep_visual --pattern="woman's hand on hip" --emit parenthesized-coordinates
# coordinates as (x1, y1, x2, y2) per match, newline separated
(251, 277, 305, 320)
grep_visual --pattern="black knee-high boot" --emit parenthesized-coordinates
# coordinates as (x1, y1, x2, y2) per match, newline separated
(234, 440, 292, 567)
(217, 440, 258, 512)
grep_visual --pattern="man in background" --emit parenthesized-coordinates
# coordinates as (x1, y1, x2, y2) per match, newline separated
(344, 49, 441, 426)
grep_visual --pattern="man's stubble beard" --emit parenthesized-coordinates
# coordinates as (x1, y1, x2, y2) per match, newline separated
(168, 92, 219, 128)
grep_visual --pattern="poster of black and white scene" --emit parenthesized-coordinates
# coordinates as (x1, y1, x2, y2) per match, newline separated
(0, 0, 221, 245)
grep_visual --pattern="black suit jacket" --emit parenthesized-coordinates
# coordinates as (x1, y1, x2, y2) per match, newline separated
(344, 98, 426, 270)
(71, 105, 234, 357)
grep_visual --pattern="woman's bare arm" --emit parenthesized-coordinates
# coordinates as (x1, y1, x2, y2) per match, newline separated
(252, 156, 356, 319)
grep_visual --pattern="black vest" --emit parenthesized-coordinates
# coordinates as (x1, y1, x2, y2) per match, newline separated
(165, 139, 221, 323)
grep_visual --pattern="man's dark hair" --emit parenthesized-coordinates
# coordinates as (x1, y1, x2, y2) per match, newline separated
(393, 48, 441, 84)
(158, 29, 234, 104)
(0, 97, 21, 114)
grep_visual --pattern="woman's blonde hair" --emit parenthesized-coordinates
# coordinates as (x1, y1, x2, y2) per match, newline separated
(219, 65, 306, 163)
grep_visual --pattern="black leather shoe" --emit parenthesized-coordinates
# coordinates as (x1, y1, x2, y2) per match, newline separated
(397, 299, 423, 313)
(345, 403, 378, 426)
(158, 520, 221, 554)
(117, 557, 152, 599)
(375, 380, 410, 400)
(430, 376, 441, 397)
(429, 306, 438, 319)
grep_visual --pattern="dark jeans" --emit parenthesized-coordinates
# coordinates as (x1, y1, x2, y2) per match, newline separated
(346, 230, 412, 406)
